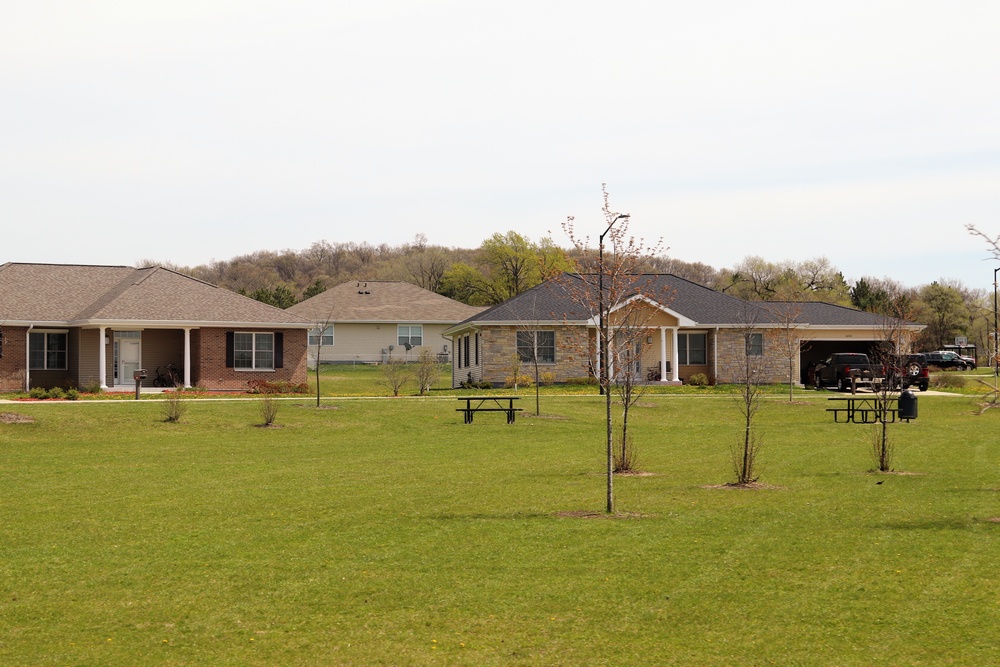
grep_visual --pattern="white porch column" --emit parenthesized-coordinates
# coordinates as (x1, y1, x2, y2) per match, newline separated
(659, 327, 668, 381)
(98, 326, 108, 390)
(183, 328, 192, 388)
(671, 327, 680, 381)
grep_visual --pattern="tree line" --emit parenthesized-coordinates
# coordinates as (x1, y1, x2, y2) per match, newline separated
(140, 231, 995, 358)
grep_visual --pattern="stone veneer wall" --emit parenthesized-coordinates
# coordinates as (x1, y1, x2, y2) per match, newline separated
(480, 325, 593, 385)
(714, 329, 797, 384)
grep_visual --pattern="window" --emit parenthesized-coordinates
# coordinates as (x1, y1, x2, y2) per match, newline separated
(234, 332, 274, 370)
(463, 335, 471, 367)
(678, 332, 706, 365)
(398, 325, 423, 348)
(309, 326, 334, 346)
(29, 331, 68, 370)
(517, 331, 555, 363)
(746, 332, 763, 356)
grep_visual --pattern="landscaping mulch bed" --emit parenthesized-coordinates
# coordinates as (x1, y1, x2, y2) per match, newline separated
(0, 412, 35, 424)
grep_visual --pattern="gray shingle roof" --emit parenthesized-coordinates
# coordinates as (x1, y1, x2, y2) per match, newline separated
(287, 280, 486, 323)
(0, 263, 311, 326)
(461, 274, 757, 325)
(450, 274, 915, 330)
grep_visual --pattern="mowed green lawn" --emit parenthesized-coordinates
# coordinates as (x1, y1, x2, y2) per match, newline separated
(1, 393, 999, 665)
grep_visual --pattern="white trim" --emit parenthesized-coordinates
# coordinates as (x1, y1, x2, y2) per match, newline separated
(98, 326, 108, 390)
(183, 327, 192, 388)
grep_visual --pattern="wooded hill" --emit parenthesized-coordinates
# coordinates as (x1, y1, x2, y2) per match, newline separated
(140, 231, 993, 356)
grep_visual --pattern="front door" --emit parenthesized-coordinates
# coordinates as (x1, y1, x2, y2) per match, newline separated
(118, 339, 141, 387)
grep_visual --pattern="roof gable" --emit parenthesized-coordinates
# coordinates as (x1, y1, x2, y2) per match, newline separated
(0, 263, 310, 327)
(287, 280, 485, 323)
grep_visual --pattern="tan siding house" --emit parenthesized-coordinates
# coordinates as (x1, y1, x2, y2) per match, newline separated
(287, 281, 485, 365)
(0, 263, 311, 392)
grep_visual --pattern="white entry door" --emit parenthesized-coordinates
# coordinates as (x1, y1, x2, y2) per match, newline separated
(119, 339, 142, 387)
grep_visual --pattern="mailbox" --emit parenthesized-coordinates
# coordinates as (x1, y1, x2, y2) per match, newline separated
(899, 389, 918, 421)
(133, 369, 147, 382)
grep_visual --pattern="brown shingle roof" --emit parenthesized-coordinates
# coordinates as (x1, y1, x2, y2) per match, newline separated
(287, 280, 485, 323)
(0, 263, 311, 327)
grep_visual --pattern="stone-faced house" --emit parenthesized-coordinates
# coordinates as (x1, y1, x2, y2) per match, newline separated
(0, 263, 311, 392)
(287, 280, 485, 365)
(443, 273, 923, 387)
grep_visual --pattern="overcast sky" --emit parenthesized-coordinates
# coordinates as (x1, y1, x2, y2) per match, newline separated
(3, 1, 999, 290)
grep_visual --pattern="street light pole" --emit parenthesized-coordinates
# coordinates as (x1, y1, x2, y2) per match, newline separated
(994, 267, 999, 379)
(599, 212, 628, 514)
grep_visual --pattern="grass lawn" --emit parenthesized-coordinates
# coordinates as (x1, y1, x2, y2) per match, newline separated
(1, 391, 999, 665)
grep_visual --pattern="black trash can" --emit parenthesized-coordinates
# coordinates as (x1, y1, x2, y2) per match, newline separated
(899, 389, 917, 421)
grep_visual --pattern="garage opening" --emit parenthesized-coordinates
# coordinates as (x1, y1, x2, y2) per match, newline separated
(800, 340, 882, 384)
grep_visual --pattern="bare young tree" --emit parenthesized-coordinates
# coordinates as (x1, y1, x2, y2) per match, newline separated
(609, 311, 655, 473)
(414, 348, 441, 396)
(562, 185, 667, 512)
(310, 318, 335, 407)
(865, 296, 921, 472)
(380, 355, 412, 396)
(764, 302, 812, 402)
(966, 224, 1000, 408)
(732, 306, 766, 485)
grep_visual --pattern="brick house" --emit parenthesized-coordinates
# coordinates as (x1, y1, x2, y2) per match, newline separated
(444, 273, 924, 387)
(0, 263, 311, 392)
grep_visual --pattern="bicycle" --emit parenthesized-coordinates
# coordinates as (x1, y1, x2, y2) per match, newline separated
(152, 364, 180, 387)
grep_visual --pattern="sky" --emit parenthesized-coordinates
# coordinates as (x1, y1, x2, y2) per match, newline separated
(3, 1, 1000, 291)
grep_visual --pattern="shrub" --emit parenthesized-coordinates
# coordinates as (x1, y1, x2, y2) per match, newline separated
(161, 393, 189, 423)
(687, 373, 710, 387)
(566, 376, 598, 386)
(65, 388, 80, 401)
(931, 373, 967, 390)
(539, 372, 556, 386)
(81, 379, 104, 394)
(504, 374, 534, 389)
(258, 395, 279, 426)
(247, 379, 309, 394)
(47, 387, 66, 400)
(28, 387, 48, 399)
(459, 379, 493, 390)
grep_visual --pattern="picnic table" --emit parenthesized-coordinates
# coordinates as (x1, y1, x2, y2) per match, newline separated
(456, 396, 522, 424)
(827, 395, 900, 424)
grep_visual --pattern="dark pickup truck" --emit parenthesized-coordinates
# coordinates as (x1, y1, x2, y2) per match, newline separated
(812, 353, 883, 392)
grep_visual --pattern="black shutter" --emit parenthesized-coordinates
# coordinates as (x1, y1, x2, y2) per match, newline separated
(225, 331, 234, 368)
(274, 332, 284, 368)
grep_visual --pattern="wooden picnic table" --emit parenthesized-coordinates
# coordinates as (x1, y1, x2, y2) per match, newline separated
(456, 396, 522, 424)
(826, 395, 899, 424)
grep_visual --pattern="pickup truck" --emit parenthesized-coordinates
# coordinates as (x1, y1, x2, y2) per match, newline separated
(812, 353, 883, 392)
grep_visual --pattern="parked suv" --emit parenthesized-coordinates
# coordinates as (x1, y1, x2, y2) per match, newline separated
(924, 351, 971, 371)
(888, 353, 929, 392)
(933, 350, 976, 369)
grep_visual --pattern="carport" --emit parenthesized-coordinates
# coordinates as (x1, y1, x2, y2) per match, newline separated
(800, 339, 883, 384)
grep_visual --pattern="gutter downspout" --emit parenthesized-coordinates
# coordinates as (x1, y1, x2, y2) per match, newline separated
(25, 325, 33, 392)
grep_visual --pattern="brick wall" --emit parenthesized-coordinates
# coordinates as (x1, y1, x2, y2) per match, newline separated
(0, 326, 26, 391)
(192, 328, 309, 391)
